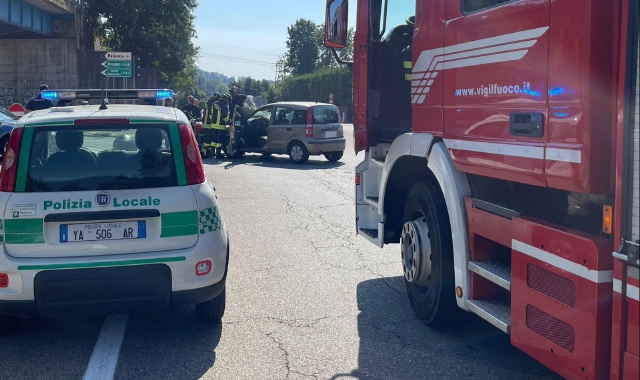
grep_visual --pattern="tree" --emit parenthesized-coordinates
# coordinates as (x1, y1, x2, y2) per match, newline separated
(88, 0, 199, 90)
(284, 19, 319, 75)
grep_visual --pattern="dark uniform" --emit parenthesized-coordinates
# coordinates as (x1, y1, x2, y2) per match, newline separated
(182, 103, 201, 119)
(27, 94, 54, 112)
(203, 94, 229, 157)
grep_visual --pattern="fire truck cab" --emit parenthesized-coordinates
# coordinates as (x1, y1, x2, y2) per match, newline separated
(325, 0, 639, 378)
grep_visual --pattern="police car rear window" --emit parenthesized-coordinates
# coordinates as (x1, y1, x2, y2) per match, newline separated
(24, 125, 178, 192)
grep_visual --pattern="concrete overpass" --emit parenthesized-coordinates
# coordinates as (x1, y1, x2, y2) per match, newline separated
(0, 0, 79, 38)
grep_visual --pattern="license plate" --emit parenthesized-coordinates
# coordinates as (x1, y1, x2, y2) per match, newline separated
(324, 130, 338, 138)
(60, 221, 146, 243)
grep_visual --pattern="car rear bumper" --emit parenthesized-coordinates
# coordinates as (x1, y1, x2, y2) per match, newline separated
(0, 258, 228, 318)
(305, 138, 346, 155)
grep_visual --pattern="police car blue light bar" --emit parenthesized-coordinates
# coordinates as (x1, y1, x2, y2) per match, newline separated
(41, 89, 173, 101)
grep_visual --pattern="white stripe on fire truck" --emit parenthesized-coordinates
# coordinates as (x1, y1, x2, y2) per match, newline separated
(613, 279, 640, 301)
(512, 239, 614, 283)
(442, 139, 582, 163)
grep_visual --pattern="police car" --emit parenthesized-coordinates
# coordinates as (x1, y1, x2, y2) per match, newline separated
(0, 89, 229, 334)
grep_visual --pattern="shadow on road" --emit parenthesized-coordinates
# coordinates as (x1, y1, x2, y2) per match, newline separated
(331, 277, 560, 380)
(115, 306, 223, 380)
(203, 153, 346, 171)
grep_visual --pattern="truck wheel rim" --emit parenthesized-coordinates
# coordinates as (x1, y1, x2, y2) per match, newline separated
(401, 217, 432, 287)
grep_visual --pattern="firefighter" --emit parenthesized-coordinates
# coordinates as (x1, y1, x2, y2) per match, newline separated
(182, 95, 201, 119)
(211, 94, 231, 158)
(229, 86, 247, 123)
(202, 93, 221, 156)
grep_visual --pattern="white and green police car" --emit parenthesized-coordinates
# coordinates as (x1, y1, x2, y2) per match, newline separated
(0, 89, 228, 334)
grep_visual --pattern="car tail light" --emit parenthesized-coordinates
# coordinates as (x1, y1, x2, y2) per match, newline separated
(178, 123, 206, 185)
(196, 260, 211, 276)
(0, 127, 24, 192)
(0, 273, 8, 288)
(305, 108, 314, 138)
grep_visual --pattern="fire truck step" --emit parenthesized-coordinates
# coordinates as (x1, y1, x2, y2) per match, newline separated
(366, 196, 379, 203)
(466, 299, 511, 333)
(365, 196, 379, 207)
(468, 261, 511, 290)
(471, 198, 521, 220)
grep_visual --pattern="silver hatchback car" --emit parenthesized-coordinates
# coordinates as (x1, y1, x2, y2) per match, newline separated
(225, 102, 346, 164)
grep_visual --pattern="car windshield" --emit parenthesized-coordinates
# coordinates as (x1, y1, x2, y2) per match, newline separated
(0, 107, 17, 121)
(25, 125, 178, 192)
(312, 106, 340, 124)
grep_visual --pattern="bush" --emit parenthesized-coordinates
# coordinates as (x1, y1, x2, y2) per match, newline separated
(280, 67, 352, 108)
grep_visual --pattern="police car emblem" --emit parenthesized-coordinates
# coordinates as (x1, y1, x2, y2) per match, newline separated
(96, 192, 110, 207)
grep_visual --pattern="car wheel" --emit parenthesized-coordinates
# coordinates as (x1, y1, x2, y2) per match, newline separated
(288, 141, 309, 164)
(0, 315, 18, 336)
(224, 138, 244, 159)
(195, 288, 226, 323)
(323, 152, 343, 162)
(0, 135, 9, 156)
(401, 181, 458, 326)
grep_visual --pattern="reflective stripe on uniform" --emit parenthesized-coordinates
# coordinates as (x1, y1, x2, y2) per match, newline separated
(403, 61, 412, 69)
(405, 73, 412, 81)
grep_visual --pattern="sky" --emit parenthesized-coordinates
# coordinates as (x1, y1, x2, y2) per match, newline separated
(193, 0, 357, 81)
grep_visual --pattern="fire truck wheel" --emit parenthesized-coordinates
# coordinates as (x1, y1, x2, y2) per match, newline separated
(0, 315, 19, 336)
(402, 181, 457, 326)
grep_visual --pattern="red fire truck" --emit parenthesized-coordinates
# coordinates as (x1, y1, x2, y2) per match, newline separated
(324, 0, 638, 378)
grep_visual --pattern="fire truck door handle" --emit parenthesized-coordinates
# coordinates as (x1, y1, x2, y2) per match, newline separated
(509, 112, 544, 137)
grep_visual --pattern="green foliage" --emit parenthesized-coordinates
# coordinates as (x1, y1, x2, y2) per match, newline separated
(316, 25, 354, 69)
(285, 19, 319, 75)
(280, 67, 352, 107)
(88, 0, 199, 91)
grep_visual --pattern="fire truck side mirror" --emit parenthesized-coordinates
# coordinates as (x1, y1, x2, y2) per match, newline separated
(325, 0, 348, 49)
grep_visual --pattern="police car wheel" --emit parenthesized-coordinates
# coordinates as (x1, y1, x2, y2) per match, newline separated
(0, 315, 19, 336)
(288, 141, 309, 164)
(195, 288, 226, 323)
(402, 181, 458, 326)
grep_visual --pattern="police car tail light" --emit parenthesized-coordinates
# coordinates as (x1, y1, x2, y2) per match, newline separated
(305, 108, 313, 138)
(195, 260, 211, 276)
(178, 123, 206, 185)
(0, 127, 24, 192)
(0, 273, 8, 288)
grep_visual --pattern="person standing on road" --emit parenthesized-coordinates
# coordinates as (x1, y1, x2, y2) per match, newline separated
(165, 98, 174, 107)
(182, 95, 201, 119)
(208, 94, 230, 158)
(229, 86, 247, 123)
(26, 84, 54, 113)
(202, 93, 220, 156)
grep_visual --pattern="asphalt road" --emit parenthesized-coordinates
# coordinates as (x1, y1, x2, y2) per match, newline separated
(0, 124, 561, 380)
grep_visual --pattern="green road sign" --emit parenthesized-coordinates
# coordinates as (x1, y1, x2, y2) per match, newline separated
(101, 68, 132, 77)
(102, 60, 132, 69)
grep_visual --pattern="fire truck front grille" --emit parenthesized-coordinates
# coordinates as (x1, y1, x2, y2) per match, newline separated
(526, 305, 576, 353)
(527, 264, 576, 307)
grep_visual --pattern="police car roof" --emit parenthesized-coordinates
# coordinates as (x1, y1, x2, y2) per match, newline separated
(19, 105, 183, 127)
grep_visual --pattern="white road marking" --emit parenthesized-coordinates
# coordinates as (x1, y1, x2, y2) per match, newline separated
(83, 314, 129, 380)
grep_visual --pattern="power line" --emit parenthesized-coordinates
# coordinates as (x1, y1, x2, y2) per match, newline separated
(196, 41, 281, 57)
(199, 52, 276, 66)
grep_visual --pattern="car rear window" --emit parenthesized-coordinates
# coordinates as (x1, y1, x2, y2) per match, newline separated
(25, 125, 178, 192)
(312, 106, 339, 124)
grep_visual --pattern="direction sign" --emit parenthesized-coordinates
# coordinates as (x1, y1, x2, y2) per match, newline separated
(102, 60, 132, 69)
(101, 52, 132, 61)
(101, 68, 132, 77)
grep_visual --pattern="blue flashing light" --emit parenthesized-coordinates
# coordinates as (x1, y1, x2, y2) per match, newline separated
(156, 90, 173, 99)
(554, 112, 569, 117)
(523, 89, 541, 98)
(549, 87, 564, 96)
(42, 91, 58, 100)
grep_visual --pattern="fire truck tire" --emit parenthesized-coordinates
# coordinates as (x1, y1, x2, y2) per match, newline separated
(0, 315, 19, 336)
(402, 181, 457, 326)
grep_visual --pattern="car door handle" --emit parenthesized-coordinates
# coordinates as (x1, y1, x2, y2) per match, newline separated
(510, 112, 544, 137)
